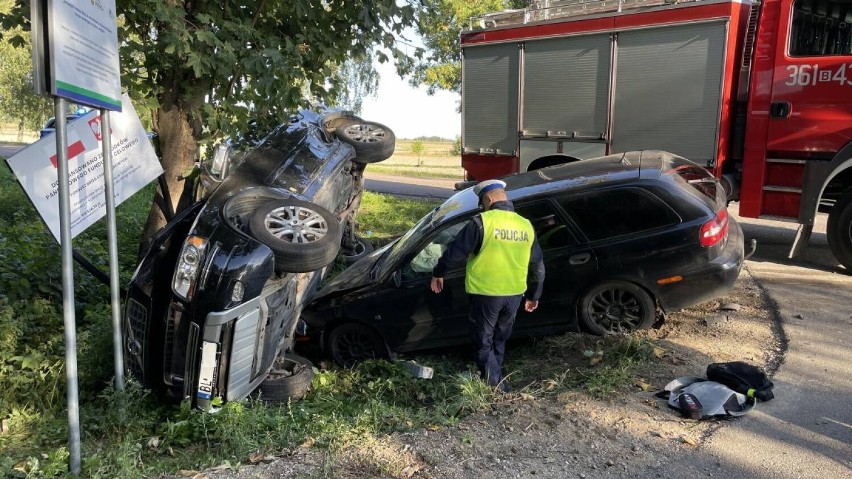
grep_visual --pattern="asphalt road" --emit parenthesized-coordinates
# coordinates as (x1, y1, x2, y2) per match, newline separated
(666, 208, 852, 478)
(364, 172, 457, 199)
(0, 142, 25, 159)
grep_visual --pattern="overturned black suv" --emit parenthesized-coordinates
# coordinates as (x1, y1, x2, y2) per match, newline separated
(124, 110, 394, 408)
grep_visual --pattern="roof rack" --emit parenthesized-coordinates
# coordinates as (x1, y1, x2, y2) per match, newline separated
(466, 0, 702, 31)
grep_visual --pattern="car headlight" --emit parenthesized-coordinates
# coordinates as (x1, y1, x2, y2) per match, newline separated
(173, 236, 208, 301)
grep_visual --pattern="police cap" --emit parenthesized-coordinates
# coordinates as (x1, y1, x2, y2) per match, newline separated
(472, 179, 507, 198)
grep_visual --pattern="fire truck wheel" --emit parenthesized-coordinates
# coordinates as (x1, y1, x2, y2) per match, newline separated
(827, 188, 852, 272)
(335, 121, 396, 163)
(256, 354, 315, 403)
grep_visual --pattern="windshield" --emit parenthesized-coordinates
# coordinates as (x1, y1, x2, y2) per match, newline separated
(377, 190, 473, 276)
(380, 209, 436, 274)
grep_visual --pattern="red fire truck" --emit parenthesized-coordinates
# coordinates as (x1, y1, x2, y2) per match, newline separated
(459, 0, 852, 270)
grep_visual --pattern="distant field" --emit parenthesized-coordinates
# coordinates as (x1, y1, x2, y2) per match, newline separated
(0, 123, 37, 143)
(369, 139, 465, 179)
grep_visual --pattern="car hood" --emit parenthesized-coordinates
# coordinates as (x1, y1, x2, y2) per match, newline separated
(313, 243, 393, 301)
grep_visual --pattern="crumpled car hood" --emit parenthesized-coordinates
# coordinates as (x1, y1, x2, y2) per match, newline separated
(313, 243, 392, 300)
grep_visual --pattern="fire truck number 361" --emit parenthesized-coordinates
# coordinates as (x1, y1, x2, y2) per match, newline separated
(785, 64, 852, 87)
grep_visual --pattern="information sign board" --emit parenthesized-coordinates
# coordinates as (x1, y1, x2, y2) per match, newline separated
(5, 94, 163, 242)
(48, 0, 122, 111)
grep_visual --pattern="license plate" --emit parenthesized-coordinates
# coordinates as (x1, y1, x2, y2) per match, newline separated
(196, 341, 217, 400)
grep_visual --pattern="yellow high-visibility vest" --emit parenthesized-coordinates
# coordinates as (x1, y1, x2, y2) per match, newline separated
(465, 209, 534, 296)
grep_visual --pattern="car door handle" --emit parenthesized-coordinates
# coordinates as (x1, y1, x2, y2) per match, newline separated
(569, 253, 590, 265)
(770, 101, 790, 118)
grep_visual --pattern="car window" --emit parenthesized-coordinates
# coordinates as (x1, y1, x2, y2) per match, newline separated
(557, 188, 680, 242)
(407, 221, 468, 275)
(663, 164, 722, 207)
(789, 0, 852, 56)
(515, 200, 576, 250)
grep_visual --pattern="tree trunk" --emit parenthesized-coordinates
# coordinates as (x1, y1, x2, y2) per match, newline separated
(137, 96, 202, 258)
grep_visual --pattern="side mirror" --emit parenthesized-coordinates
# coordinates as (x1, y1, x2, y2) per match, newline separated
(391, 270, 402, 288)
(210, 143, 232, 180)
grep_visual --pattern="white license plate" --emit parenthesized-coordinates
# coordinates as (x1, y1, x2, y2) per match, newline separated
(196, 341, 217, 400)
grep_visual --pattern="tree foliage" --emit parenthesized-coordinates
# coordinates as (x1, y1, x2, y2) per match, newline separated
(411, 0, 527, 94)
(330, 56, 380, 115)
(0, 0, 52, 138)
(410, 139, 425, 166)
(0, 0, 417, 246)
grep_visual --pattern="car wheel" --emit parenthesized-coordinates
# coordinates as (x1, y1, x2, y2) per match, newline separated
(340, 235, 374, 265)
(249, 199, 341, 273)
(328, 323, 389, 367)
(579, 281, 656, 335)
(827, 188, 852, 272)
(335, 121, 395, 164)
(256, 354, 314, 403)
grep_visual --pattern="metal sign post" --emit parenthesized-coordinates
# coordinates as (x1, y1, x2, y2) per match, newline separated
(54, 97, 82, 475)
(26, 0, 124, 473)
(100, 110, 125, 393)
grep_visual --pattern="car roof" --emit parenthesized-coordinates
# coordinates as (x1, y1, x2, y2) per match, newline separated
(432, 150, 674, 226)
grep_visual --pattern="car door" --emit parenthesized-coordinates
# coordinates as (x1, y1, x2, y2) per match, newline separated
(330, 220, 469, 351)
(513, 199, 598, 334)
(383, 220, 472, 350)
(555, 187, 683, 287)
(767, 0, 852, 157)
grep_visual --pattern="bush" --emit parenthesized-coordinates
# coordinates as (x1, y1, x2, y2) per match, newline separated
(450, 135, 461, 156)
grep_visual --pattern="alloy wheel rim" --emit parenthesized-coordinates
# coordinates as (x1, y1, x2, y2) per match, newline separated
(265, 205, 328, 243)
(336, 330, 376, 365)
(344, 123, 387, 143)
(588, 287, 644, 333)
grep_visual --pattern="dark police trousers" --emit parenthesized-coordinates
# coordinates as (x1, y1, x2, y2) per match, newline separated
(468, 294, 523, 387)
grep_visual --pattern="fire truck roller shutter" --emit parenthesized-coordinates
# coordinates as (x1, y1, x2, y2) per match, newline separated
(521, 34, 611, 172)
(462, 43, 520, 156)
(611, 21, 727, 166)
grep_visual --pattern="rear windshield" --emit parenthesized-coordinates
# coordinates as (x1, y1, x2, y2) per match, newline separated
(662, 159, 723, 209)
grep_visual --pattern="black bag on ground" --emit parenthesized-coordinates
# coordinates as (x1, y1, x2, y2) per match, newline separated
(706, 361, 774, 402)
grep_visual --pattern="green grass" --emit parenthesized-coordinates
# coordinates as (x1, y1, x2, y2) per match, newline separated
(0, 158, 656, 477)
(356, 191, 441, 243)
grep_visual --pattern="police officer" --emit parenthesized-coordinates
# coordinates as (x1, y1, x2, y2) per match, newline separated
(430, 179, 545, 392)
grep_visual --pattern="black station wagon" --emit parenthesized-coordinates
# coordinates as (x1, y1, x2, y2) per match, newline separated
(302, 151, 746, 365)
(123, 110, 394, 408)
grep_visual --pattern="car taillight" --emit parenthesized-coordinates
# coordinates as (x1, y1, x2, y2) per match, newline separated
(173, 236, 208, 301)
(700, 209, 728, 247)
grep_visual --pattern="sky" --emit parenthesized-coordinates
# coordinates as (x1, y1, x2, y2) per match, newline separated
(360, 58, 461, 141)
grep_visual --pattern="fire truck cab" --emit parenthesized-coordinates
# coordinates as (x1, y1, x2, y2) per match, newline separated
(460, 0, 852, 270)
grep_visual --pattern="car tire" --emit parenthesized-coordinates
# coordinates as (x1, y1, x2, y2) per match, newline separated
(340, 235, 374, 265)
(327, 322, 389, 367)
(257, 354, 314, 403)
(249, 199, 341, 273)
(335, 121, 395, 164)
(827, 188, 852, 272)
(578, 281, 656, 335)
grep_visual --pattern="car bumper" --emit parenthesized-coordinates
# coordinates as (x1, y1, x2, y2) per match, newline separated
(656, 217, 745, 311)
(123, 201, 291, 408)
(125, 284, 275, 408)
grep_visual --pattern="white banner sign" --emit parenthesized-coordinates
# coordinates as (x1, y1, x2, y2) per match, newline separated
(48, 0, 122, 111)
(5, 94, 163, 242)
